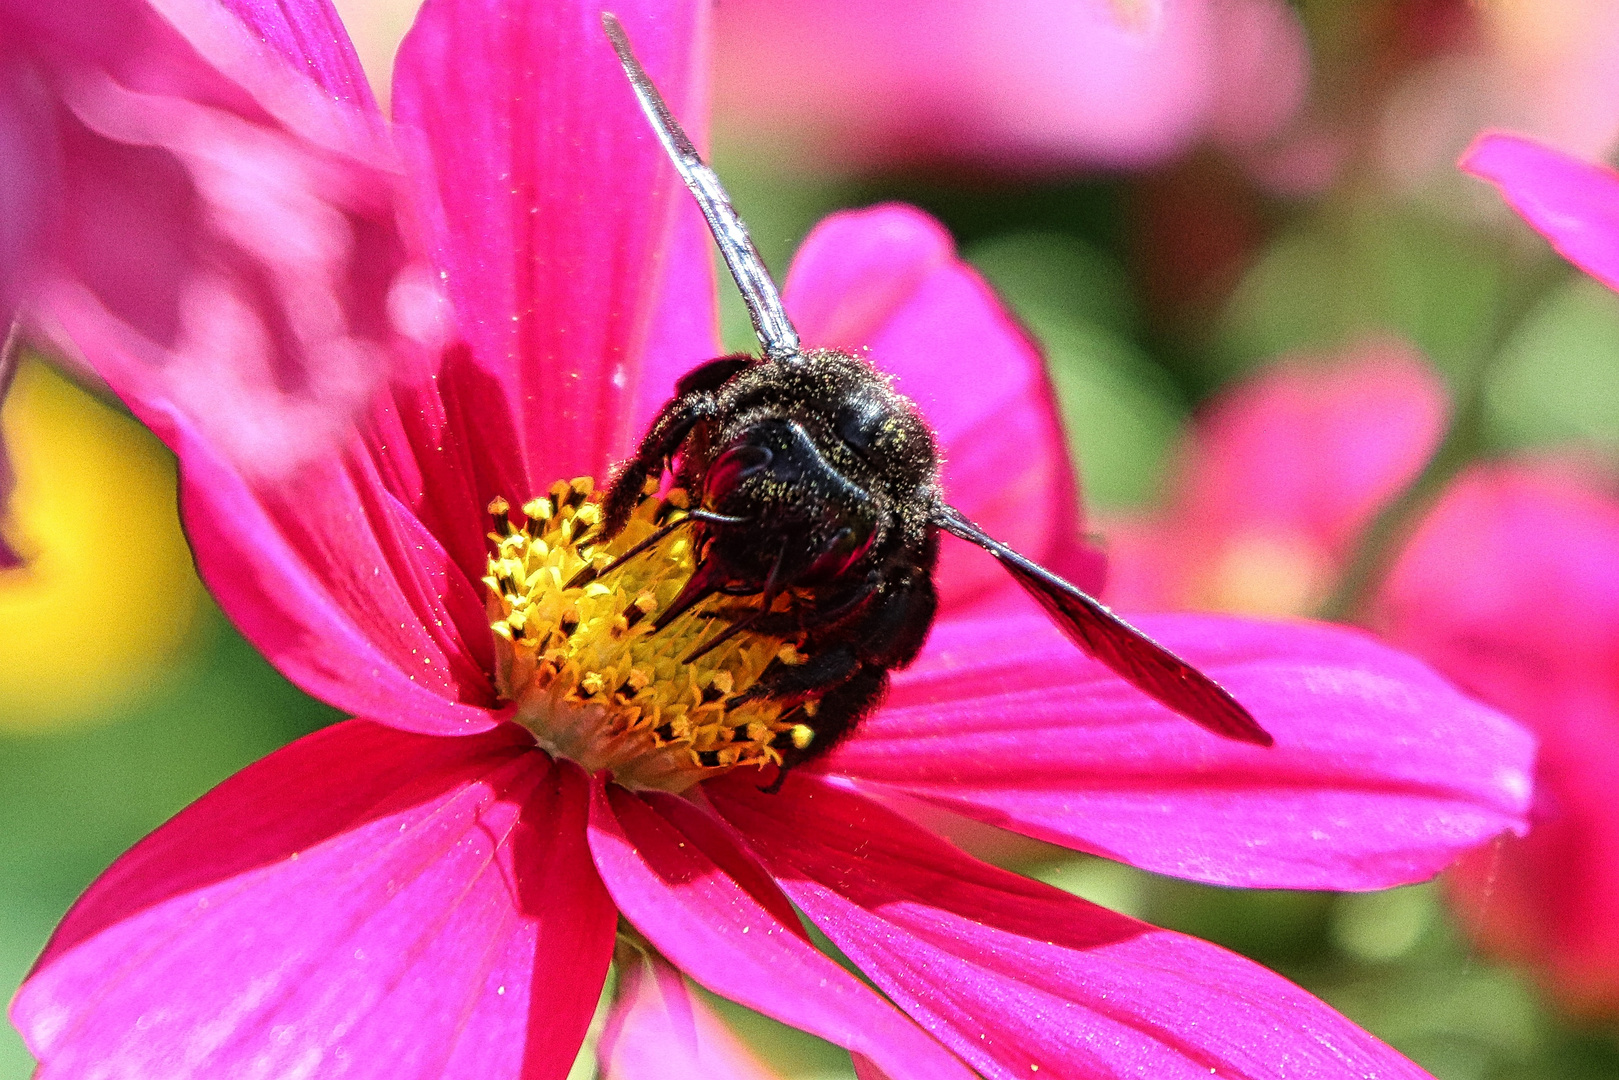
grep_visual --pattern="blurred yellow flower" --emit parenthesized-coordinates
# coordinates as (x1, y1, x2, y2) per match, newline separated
(0, 358, 206, 729)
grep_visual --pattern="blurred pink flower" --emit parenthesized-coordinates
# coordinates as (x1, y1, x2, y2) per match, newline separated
(599, 951, 780, 1080)
(1421, 126, 1619, 1011)
(0, 0, 421, 480)
(1380, 1, 1619, 193)
(9, 2, 1533, 1077)
(1104, 337, 1619, 1010)
(1106, 339, 1448, 616)
(713, 0, 1309, 172)
(1375, 463, 1619, 1013)
(0, 0, 418, 567)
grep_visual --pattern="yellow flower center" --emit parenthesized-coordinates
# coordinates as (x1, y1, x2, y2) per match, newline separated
(483, 478, 810, 793)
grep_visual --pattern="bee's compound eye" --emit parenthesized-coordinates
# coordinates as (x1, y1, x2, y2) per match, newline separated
(804, 522, 877, 580)
(704, 444, 772, 506)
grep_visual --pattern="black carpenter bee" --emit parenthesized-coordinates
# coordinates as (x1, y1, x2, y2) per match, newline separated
(600, 14, 1272, 787)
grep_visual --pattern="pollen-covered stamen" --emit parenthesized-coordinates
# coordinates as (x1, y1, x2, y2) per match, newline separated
(483, 477, 810, 793)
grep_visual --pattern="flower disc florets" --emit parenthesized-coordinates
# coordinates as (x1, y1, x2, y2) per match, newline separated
(483, 478, 808, 792)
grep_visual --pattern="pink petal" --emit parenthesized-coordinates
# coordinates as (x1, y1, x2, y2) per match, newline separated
(586, 781, 978, 1080)
(782, 204, 1103, 605)
(1106, 340, 1447, 613)
(203, 0, 380, 120)
(159, 402, 499, 733)
(364, 350, 533, 586)
(22, 0, 422, 482)
(629, 184, 726, 438)
(62, 335, 519, 738)
(599, 951, 781, 1080)
(711, 774, 1432, 1080)
(5, 0, 388, 157)
(0, 37, 48, 571)
(1376, 463, 1619, 1009)
(13, 722, 616, 1079)
(393, 0, 719, 489)
(1461, 131, 1619, 294)
(825, 611, 1535, 890)
(0, 33, 51, 323)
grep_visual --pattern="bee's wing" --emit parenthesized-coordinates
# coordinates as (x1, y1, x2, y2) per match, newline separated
(933, 504, 1273, 746)
(603, 13, 801, 364)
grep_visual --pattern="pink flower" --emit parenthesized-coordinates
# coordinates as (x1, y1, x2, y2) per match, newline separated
(10, 2, 1533, 1077)
(1382, 128, 1619, 1012)
(713, 0, 1310, 172)
(599, 950, 780, 1080)
(1380, 2, 1619, 193)
(1375, 463, 1619, 1014)
(1106, 339, 1448, 617)
(0, 0, 420, 481)
(0, 0, 430, 567)
(1105, 333, 1619, 1011)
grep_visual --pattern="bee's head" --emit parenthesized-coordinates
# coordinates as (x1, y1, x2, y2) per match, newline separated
(699, 417, 882, 584)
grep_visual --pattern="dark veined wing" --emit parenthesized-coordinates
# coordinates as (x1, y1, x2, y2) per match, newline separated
(932, 504, 1273, 746)
(602, 13, 801, 364)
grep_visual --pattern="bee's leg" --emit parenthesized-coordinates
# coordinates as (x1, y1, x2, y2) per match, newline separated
(672, 354, 753, 396)
(760, 664, 888, 793)
(735, 569, 937, 707)
(750, 574, 937, 792)
(602, 390, 719, 537)
(742, 572, 881, 638)
(737, 644, 863, 705)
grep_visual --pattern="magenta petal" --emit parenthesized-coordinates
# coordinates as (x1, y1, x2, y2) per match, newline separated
(159, 406, 498, 732)
(711, 775, 1432, 1080)
(204, 0, 380, 121)
(1462, 131, 1619, 294)
(393, 0, 717, 487)
(599, 950, 781, 1080)
(586, 781, 978, 1080)
(23, 0, 421, 484)
(826, 612, 1535, 890)
(7, 0, 388, 157)
(13, 722, 616, 1080)
(782, 204, 1102, 606)
(1377, 464, 1619, 1008)
(630, 187, 727, 438)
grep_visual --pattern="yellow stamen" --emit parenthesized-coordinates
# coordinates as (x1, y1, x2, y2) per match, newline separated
(484, 478, 798, 792)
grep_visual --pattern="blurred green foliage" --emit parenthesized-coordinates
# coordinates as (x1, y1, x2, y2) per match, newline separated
(0, 612, 339, 1075)
(1219, 200, 1510, 383)
(1487, 276, 1619, 459)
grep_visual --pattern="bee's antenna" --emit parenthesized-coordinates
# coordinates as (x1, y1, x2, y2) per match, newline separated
(602, 12, 802, 364)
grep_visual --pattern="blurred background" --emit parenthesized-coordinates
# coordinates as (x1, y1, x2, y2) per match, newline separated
(5, 0, 1619, 1076)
